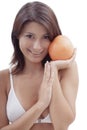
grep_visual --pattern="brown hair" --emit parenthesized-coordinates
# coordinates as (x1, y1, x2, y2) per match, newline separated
(11, 1, 62, 74)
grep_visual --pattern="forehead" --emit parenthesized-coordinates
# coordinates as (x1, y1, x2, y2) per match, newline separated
(21, 22, 48, 34)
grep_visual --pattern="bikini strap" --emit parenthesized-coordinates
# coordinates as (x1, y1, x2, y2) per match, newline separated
(9, 67, 14, 89)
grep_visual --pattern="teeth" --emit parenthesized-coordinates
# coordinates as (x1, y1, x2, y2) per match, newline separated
(32, 52, 41, 55)
(27, 49, 43, 55)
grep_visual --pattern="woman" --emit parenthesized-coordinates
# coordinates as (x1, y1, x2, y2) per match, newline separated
(0, 1, 79, 130)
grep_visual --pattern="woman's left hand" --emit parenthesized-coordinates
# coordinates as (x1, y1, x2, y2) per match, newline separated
(50, 48, 76, 70)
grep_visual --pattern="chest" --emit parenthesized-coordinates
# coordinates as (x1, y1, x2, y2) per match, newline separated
(8, 70, 62, 120)
(12, 74, 43, 111)
(7, 72, 50, 122)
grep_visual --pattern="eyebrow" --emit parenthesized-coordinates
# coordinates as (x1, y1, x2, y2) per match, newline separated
(24, 32, 34, 34)
(24, 32, 49, 36)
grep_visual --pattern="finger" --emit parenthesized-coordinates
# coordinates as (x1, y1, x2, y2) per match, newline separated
(67, 48, 76, 62)
(52, 59, 70, 66)
(48, 64, 55, 86)
(48, 72, 54, 86)
(43, 61, 51, 82)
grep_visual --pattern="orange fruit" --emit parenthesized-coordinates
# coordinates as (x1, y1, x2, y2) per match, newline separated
(48, 35, 74, 60)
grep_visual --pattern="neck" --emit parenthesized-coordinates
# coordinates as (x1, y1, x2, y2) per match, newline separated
(23, 61, 44, 74)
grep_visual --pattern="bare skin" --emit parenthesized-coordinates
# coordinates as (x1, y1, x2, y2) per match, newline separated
(0, 22, 79, 130)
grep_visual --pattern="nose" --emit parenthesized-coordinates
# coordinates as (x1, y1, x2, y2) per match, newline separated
(33, 40, 42, 50)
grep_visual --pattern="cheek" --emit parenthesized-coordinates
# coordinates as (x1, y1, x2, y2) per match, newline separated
(19, 38, 27, 53)
(19, 37, 28, 48)
(19, 41, 24, 51)
(42, 42, 50, 49)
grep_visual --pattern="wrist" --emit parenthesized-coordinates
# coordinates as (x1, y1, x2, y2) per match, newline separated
(36, 101, 46, 110)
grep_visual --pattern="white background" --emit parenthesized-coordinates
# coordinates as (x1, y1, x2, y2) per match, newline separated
(0, 0, 87, 129)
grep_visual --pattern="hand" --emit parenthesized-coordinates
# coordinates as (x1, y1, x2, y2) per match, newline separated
(50, 48, 76, 70)
(38, 61, 54, 109)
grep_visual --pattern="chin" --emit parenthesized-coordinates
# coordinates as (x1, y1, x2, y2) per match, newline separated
(29, 58, 43, 64)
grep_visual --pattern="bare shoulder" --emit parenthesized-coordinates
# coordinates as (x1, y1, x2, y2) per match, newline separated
(0, 68, 9, 76)
(0, 69, 9, 82)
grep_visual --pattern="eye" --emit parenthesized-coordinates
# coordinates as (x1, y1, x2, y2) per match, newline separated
(43, 35, 50, 40)
(25, 33, 34, 39)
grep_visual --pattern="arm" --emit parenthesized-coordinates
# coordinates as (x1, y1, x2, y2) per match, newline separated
(0, 62, 54, 130)
(49, 60, 79, 130)
(0, 70, 9, 128)
(1, 102, 47, 130)
(0, 70, 45, 130)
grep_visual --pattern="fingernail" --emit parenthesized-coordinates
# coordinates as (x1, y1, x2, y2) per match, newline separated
(46, 61, 49, 63)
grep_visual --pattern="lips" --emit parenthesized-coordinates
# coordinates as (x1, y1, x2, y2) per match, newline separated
(27, 48, 44, 56)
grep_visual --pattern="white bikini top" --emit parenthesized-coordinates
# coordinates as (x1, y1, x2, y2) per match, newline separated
(6, 68, 51, 123)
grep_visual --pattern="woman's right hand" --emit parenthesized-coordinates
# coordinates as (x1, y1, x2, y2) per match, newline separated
(38, 61, 54, 109)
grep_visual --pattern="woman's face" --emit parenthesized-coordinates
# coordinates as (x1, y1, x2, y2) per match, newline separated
(18, 22, 51, 63)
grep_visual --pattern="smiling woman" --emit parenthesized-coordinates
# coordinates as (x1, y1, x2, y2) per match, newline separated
(0, 1, 79, 130)
(18, 22, 51, 64)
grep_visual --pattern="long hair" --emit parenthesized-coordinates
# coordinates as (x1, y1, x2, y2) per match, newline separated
(11, 1, 62, 74)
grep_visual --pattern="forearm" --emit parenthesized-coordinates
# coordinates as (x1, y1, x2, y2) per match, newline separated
(49, 78, 74, 130)
(0, 102, 45, 130)
(30, 123, 54, 130)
